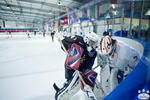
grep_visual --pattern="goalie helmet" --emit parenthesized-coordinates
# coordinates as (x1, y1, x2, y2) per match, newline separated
(87, 32, 98, 43)
(84, 32, 98, 43)
(100, 35, 113, 55)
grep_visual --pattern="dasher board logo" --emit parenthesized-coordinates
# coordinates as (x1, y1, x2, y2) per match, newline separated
(138, 89, 150, 100)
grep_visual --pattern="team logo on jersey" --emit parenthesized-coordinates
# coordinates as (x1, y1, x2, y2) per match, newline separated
(138, 89, 150, 100)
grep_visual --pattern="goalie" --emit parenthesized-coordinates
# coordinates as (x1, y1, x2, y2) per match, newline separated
(54, 32, 102, 100)
(97, 35, 140, 96)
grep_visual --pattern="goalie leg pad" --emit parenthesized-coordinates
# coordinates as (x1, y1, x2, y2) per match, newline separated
(93, 80, 105, 100)
(55, 72, 80, 100)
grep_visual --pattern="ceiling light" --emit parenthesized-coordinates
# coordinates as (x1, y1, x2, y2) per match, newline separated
(57, 0, 62, 6)
(145, 10, 150, 15)
(48, 12, 52, 14)
(58, 2, 61, 5)
(112, 4, 115, 9)
(6, 5, 10, 8)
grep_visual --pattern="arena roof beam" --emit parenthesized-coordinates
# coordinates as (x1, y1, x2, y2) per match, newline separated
(0, 9, 54, 17)
(0, 13, 46, 20)
(0, 17, 38, 24)
(0, 2, 56, 14)
(17, 0, 66, 12)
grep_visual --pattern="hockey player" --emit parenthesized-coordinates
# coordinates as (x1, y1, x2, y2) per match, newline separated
(63, 32, 98, 80)
(6, 31, 12, 39)
(97, 35, 140, 96)
(54, 32, 101, 100)
(51, 31, 55, 42)
(26, 30, 31, 38)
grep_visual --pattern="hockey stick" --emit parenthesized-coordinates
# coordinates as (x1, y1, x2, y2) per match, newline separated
(53, 36, 67, 92)
(57, 36, 68, 53)
(56, 36, 97, 100)
(53, 83, 60, 92)
(92, 64, 100, 70)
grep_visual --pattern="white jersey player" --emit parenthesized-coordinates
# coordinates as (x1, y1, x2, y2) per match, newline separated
(97, 35, 140, 96)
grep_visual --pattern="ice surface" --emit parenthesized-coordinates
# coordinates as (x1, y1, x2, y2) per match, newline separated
(0, 34, 144, 100)
(0, 35, 97, 100)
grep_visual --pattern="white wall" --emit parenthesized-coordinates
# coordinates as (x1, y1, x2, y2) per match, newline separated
(96, 25, 106, 36)
(2, 21, 43, 30)
(113, 24, 122, 33)
(5, 21, 25, 28)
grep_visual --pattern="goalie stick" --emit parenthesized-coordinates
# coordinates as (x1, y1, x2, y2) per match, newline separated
(53, 83, 60, 92)
(92, 64, 100, 70)
(53, 37, 97, 100)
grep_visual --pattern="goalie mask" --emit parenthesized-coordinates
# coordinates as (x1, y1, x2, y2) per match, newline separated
(84, 32, 98, 49)
(99, 35, 113, 55)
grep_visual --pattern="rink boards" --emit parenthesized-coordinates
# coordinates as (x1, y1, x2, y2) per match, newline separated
(0, 28, 33, 32)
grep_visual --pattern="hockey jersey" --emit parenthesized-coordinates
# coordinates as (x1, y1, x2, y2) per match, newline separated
(108, 40, 140, 71)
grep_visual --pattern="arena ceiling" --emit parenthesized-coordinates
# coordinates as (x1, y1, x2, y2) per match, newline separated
(0, 0, 149, 24)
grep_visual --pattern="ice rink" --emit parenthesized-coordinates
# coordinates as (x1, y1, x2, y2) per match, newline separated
(0, 35, 91, 100)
